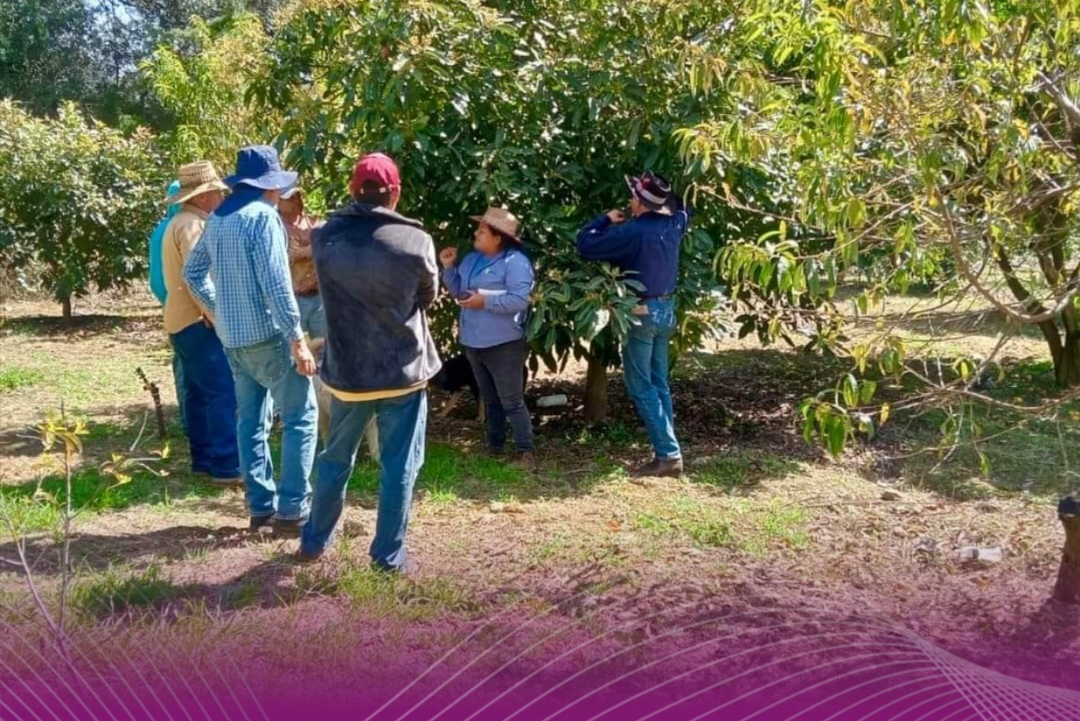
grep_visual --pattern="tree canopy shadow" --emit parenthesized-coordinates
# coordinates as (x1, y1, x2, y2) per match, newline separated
(0, 524, 257, 579)
(0, 313, 158, 339)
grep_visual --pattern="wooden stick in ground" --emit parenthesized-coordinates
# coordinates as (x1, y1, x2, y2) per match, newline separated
(1054, 495, 1080, 604)
(135, 367, 167, 439)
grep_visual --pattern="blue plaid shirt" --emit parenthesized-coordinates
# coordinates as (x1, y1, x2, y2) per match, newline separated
(183, 198, 303, 349)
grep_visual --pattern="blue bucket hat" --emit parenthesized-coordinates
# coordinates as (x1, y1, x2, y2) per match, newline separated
(224, 145, 298, 191)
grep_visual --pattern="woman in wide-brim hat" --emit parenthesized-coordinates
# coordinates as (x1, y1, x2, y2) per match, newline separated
(439, 208, 537, 470)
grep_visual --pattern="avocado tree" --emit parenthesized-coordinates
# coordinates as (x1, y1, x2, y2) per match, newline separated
(664, 0, 1080, 451)
(0, 101, 164, 319)
(254, 0, 760, 420)
(140, 13, 274, 169)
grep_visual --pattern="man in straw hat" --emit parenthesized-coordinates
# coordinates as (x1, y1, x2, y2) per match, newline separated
(161, 161, 240, 486)
(184, 145, 318, 537)
(299, 152, 441, 571)
(576, 170, 691, 478)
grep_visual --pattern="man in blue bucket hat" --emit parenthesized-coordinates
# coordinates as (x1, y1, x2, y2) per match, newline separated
(184, 145, 319, 536)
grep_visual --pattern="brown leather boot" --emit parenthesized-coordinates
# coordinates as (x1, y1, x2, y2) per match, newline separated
(635, 457, 684, 478)
(512, 451, 540, 473)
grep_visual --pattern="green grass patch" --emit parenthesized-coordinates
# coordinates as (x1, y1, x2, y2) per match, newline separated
(1, 342, 171, 411)
(635, 496, 735, 549)
(70, 564, 188, 618)
(223, 577, 262, 610)
(689, 452, 800, 492)
(294, 545, 479, 621)
(634, 495, 811, 554)
(0, 494, 62, 534)
(346, 444, 526, 501)
(736, 500, 810, 556)
(0, 367, 45, 392)
(571, 421, 641, 447)
(1, 465, 227, 523)
(897, 396, 1077, 500)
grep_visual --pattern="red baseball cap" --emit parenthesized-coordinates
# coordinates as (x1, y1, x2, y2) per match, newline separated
(349, 153, 401, 197)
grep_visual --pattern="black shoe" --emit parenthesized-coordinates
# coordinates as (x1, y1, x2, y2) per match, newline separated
(249, 515, 274, 532)
(272, 517, 308, 538)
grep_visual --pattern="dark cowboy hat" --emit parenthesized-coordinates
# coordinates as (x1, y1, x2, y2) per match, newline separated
(626, 171, 676, 215)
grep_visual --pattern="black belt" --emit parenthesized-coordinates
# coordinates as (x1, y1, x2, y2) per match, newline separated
(641, 294, 673, 300)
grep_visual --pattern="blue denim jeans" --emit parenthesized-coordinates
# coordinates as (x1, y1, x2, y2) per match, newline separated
(296, 293, 326, 340)
(224, 334, 317, 521)
(171, 322, 240, 480)
(302, 390, 427, 571)
(623, 298, 681, 460)
(169, 340, 188, 433)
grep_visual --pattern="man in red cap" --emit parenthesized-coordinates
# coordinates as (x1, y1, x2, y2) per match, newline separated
(299, 153, 442, 572)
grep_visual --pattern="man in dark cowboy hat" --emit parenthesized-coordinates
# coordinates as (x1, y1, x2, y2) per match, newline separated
(184, 145, 319, 535)
(576, 171, 691, 477)
(299, 153, 442, 572)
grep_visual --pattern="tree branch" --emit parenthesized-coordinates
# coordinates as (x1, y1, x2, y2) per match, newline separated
(938, 199, 1080, 324)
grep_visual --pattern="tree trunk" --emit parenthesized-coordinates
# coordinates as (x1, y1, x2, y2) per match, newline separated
(583, 355, 608, 423)
(61, 296, 72, 323)
(994, 247, 1080, 386)
(1054, 328, 1080, 388)
(1054, 496, 1080, 604)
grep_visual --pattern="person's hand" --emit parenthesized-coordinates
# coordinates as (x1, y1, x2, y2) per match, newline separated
(201, 315, 214, 329)
(291, 339, 317, 377)
(606, 210, 626, 224)
(456, 292, 486, 310)
(439, 247, 458, 269)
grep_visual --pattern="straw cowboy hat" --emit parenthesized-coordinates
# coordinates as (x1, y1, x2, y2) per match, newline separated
(169, 161, 228, 205)
(470, 207, 522, 244)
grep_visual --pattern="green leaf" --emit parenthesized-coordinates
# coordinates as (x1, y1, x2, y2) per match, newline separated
(859, 380, 877, 405)
(842, 374, 859, 408)
(826, 416, 847, 458)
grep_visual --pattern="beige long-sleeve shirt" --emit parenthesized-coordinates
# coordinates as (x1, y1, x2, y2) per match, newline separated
(162, 205, 211, 335)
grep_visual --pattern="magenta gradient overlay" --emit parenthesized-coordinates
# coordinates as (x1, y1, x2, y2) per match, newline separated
(4, 600, 1078, 721)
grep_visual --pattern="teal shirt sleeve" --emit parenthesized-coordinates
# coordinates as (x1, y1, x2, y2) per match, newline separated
(148, 219, 170, 305)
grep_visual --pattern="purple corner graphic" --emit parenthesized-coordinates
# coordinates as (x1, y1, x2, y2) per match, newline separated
(4, 594, 1078, 721)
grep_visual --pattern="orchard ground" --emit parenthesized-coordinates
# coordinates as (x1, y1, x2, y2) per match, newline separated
(1, 288, 1078, 700)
